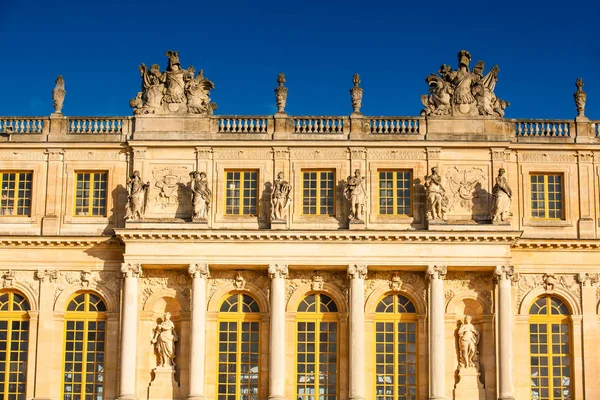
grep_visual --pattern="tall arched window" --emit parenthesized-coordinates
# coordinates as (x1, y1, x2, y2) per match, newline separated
(62, 292, 106, 400)
(374, 294, 418, 400)
(529, 295, 572, 400)
(296, 293, 339, 400)
(0, 291, 30, 400)
(217, 293, 261, 400)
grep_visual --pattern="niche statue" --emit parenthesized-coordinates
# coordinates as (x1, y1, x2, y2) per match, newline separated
(189, 171, 211, 221)
(125, 171, 149, 221)
(425, 167, 448, 222)
(271, 172, 292, 221)
(344, 169, 367, 222)
(491, 168, 512, 222)
(151, 312, 178, 368)
(458, 315, 480, 369)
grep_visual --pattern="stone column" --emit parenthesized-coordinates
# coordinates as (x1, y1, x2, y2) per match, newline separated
(188, 263, 210, 400)
(268, 264, 288, 400)
(426, 265, 447, 400)
(494, 266, 514, 400)
(348, 264, 367, 400)
(119, 263, 143, 400)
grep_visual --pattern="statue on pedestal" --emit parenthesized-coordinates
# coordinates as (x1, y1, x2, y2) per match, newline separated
(52, 75, 66, 114)
(344, 169, 367, 222)
(189, 171, 211, 221)
(491, 168, 512, 222)
(425, 167, 448, 222)
(125, 171, 149, 221)
(574, 78, 587, 117)
(274, 73, 288, 115)
(151, 312, 178, 368)
(458, 315, 479, 369)
(271, 171, 292, 221)
(350, 73, 363, 115)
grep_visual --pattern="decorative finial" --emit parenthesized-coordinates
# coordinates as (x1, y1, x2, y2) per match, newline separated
(52, 75, 66, 114)
(274, 72, 288, 115)
(350, 73, 363, 115)
(574, 78, 586, 117)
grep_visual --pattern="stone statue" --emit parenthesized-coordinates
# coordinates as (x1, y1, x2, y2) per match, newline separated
(52, 75, 66, 114)
(270, 171, 292, 221)
(421, 50, 509, 118)
(124, 171, 149, 221)
(425, 167, 448, 221)
(274, 73, 288, 114)
(350, 73, 363, 115)
(344, 169, 367, 221)
(151, 312, 178, 368)
(131, 51, 216, 115)
(574, 78, 586, 117)
(189, 171, 211, 221)
(491, 168, 512, 222)
(458, 315, 479, 369)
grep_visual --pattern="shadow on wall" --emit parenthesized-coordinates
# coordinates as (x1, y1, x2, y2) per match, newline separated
(260, 181, 272, 229)
(107, 184, 128, 234)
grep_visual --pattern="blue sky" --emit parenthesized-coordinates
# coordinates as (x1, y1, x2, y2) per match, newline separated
(1, 0, 598, 119)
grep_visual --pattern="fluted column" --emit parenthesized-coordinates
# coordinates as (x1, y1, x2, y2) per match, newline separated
(494, 266, 515, 400)
(268, 264, 288, 400)
(426, 265, 447, 400)
(348, 264, 367, 400)
(188, 263, 210, 400)
(119, 263, 143, 400)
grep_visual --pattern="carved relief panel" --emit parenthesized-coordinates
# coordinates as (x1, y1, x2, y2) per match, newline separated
(443, 166, 490, 222)
(144, 165, 194, 219)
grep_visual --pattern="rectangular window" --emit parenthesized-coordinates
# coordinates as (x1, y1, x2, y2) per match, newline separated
(302, 170, 335, 216)
(530, 174, 563, 219)
(74, 172, 108, 216)
(0, 171, 33, 216)
(378, 170, 412, 216)
(225, 170, 258, 215)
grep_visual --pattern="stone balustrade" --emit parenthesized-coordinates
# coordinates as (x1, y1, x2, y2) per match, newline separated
(68, 117, 130, 134)
(293, 117, 346, 134)
(0, 117, 46, 134)
(513, 119, 572, 137)
(593, 121, 599, 137)
(218, 117, 269, 133)
(370, 117, 421, 134)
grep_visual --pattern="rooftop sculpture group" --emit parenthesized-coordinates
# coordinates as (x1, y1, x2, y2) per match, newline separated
(421, 50, 509, 118)
(130, 50, 217, 115)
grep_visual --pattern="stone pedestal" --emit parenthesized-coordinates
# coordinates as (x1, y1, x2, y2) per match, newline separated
(453, 368, 485, 400)
(190, 220, 210, 229)
(270, 219, 288, 230)
(348, 220, 366, 230)
(148, 367, 180, 400)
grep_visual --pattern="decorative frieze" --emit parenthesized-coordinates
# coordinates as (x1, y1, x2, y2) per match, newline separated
(519, 152, 575, 163)
(285, 270, 348, 303)
(208, 270, 268, 303)
(290, 148, 348, 160)
(0, 270, 39, 297)
(53, 270, 120, 303)
(349, 148, 367, 160)
(214, 148, 273, 160)
(367, 149, 426, 160)
(140, 269, 192, 311)
(364, 271, 427, 303)
(63, 151, 125, 161)
(0, 151, 46, 161)
(195, 147, 214, 160)
(491, 149, 511, 162)
(444, 271, 493, 313)
(514, 273, 581, 312)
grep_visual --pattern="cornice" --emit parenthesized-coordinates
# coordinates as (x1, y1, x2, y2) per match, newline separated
(513, 239, 600, 250)
(0, 236, 122, 248)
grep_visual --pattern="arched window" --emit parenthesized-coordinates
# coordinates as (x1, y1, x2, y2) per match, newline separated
(0, 291, 30, 400)
(217, 293, 261, 400)
(529, 295, 572, 400)
(374, 294, 418, 400)
(296, 293, 339, 400)
(62, 292, 106, 400)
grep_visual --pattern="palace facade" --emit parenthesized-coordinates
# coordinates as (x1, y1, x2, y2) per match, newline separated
(0, 51, 599, 400)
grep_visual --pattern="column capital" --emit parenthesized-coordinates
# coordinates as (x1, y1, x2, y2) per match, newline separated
(426, 265, 447, 280)
(268, 264, 288, 279)
(121, 263, 143, 278)
(347, 264, 367, 280)
(576, 272, 600, 287)
(189, 263, 210, 279)
(35, 269, 58, 283)
(494, 265, 515, 282)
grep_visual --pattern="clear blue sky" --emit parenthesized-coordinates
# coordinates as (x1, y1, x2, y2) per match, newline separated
(1, 0, 598, 119)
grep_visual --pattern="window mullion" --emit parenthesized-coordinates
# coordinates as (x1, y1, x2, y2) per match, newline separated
(236, 312, 242, 397)
(392, 172, 398, 214)
(239, 174, 245, 216)
(316, 175, 321, 216)
(315, 316, 320, 395)
(544, 176, 550, 219)
(4, 317, 11, 398)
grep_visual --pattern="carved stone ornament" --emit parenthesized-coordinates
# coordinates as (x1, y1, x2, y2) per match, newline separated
(151, 166, 192, 212)
(344, 169, 367, 222)
(271, 172, 292, 222)
(426, 265, 447, 280)
(35, 269, 58, 283)
(125, 171, 150, 221)
(311, 272, 325, 291)
(576, 272, 600, 287)
(457, 315, 480, 370)
(574, 78, 586, 117)
(52, 75, 66, 114)
(350, 73, 364, 115)
(421, 50, 509, 117)
(130, 50, 217, 115)
(121, 263, 143, 278)
(389, 273, 403, 292)
(53, 271, 120, 304)
(189, 171, 211, 221)
(493, 265, 514, 281)
(444, 166, 488, 217)
(1, 271, 16, 288)
(425, 167, 448, 222)
(268, 264, 289, 279)
(233, 272, 246, 290)
(151, 312, 178, 368)
(274, 73, 288, 114)
(491, 168, 512, 223)
(347, 264, 367, 280)
(188, 264, 210, 279)
(543, 273, 557, 294)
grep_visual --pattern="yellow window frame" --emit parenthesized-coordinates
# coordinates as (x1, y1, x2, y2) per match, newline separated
(301, 169, 336, 216)
(73, 171, 108, 217)
(373, 294, 419, 400)
(216, 293, 261, 399)
(295, 293, 339, 399)
(530, 173, 564, 220)
(377, 169, 413, 216)
(224, 170, 259, 216)
(528, 296, 572, 400)
(0, 291, 30, 400)
(0, 171, 33, 216)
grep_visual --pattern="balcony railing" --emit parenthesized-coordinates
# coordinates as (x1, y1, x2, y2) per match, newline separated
(514, 120, 572, 137)
(0, 117, 46, 134)
(294, 117, 346, 134)
(68, 117, 128, 134)
(218, 117, 269, 133)
(370, 117, 421, 134)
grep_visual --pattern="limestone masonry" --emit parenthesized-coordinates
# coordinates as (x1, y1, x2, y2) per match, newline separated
(0, 50, 599, 400)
